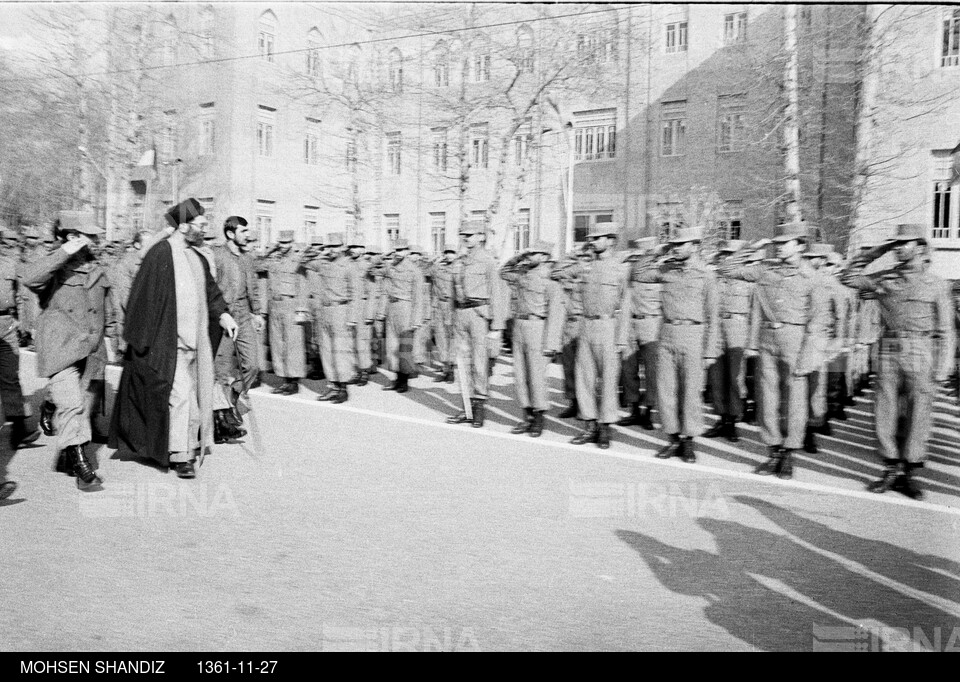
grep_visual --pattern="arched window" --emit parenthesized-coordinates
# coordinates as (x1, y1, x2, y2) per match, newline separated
(258, 10, 277, 63)
(516, 25, 534, 73)
(200, 6, 215, 58)
(306, 27, 322, 77)
(388, 48, 403, 93)
(432, 40, 449, 87)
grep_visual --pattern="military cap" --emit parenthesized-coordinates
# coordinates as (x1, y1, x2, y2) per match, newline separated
(668, 225, 704, 244)
(322, 232, 345, 248)
(409, 244, 426, 255)
(164, 197, 205, 228)
(526, 240, 555, 256)
(224, 215, 248, 229)
(58, 210, 104, 236)
(586, 223, 619, 239)
(310, 234, 325, 247)
(365, 245, 383, 255)
(277, 230, 295, 243)
(23, 225, 40, 239)
(458, 221, 485, 236)
(628, 236, 656, 251)
(392, 238, 411, 250)
(889, 223, 927, 245)
(771, 220, 810, 243)
(42, 229, 56, 243)
(720, 239, 745, 253)
(348, 237, 366, 248)
(802, 243, 834, 258)
(442, 242, 458, 254)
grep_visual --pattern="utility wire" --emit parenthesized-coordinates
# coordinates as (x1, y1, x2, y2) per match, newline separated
(0, 5, 629, 85)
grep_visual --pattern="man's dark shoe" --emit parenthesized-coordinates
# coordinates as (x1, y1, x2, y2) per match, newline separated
(679, 437, 696, 463)
(471, 400, 485, 428)
(68, 444, 103, 491)
(776, 449, 795, 479)
(743, 401, 757, 425)
(597, 423, 611, 450)
(317, 386, 340, 401)
(755, 447, 783, 476)
(446, 411, 470, 424)
(529, 411, 545, 438)
(867, 461, 902, 494)
(570, 421, 599, 445)
(271, 380, 290, 395)
(803, 427, 818, 454)
(638, 406, 654, 430)
(894, 467, 924, 501)
(656, 434, 681, 459)
(9, 417, 40, 450)
(726, 420, 740, 443)
(356, 370, 369, 387)
(40, 400, 56, 436)
(617, 403, 643, 427)
(213, 410, 229, 444)
(703, 417, 728, 439)
(331, 385, 348, 404)
(0, 480, 16, 501)
(511, 408, 533, 434)
(558, 401, 578, 419)
(171, 460, 197, 479)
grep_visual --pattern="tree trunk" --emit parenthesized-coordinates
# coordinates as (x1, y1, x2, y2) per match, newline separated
(783, 5, 802, 225)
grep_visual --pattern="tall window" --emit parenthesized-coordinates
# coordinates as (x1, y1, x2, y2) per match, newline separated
(257, 106, 276, 158)
(472, 52, 491, 82)
(386, 132, 401, 175)
(470, 123, 489, 169)
(517, 26, 534, 73)
(256, 200, 275, 245)
(513, 209, 531, 252)
(718, 201, 743, 240)
(384, 214, 400, 243)
(388, 48, 403, 93)
(943, 8, 960, 67)
(723, 12, 747, 44)
(304, 118, 320, 165)
(306, 28, 322, 77)
(258, 11, 277, 63)
(574, 109, 617, 162)
(573, 212, 613, 243)
(304, 205, 319, 237)
(432, 127, 448, 171)
(717, 94, 746, 153)
(932, 151, 956, 240)
(199, 104, 215, 157)
(200, 7, 215, 58)
(665, 21, 688, 54)
(430, 212, 446, 253)
(661, 100, 686, 157)
(433, 41, 450, 87)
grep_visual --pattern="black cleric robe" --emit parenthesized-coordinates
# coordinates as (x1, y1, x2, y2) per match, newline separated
(108, 239, 228, 466)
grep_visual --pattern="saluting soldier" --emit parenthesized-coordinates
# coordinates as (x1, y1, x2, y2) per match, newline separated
(428, 244, 458, 383)
(718, 221, 828, 479)
(500, 240, 565, 437)
(363, 245, 387, 373)
(562, 225, 627, 449)
(378, 239, 425, 394)
(551, 246, 592, 419)
(446, 221, 508, 428)
(627, 226, 719, 462)
(211, 216, 263, 442)
(840, 224, 956, 500)
(0, 227, 40, 456)
(617, 237, 661, 432)
(346, 238, 374, 386)
(408, 245, 433, 372)
(851, 242, 882, 397)
(21, 211, 116, 491)
(306, 233, 361, 404)
(258, 230, 308, 395)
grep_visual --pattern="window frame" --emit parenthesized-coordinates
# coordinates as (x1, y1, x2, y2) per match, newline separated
(660, 101, 687, 157)
(256, 106, 276, 158)
(665, 20, 688, 54)
(386, 132, 402, 175)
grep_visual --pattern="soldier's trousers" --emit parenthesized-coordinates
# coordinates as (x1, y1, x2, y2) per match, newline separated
(807, 366, 828, 427)
(456, 307, 491, 401)
(414, 323, 429, 365)
(386, 301, 417, 376)
(47, 359, 101, 450)
(757, 325, 808, 450)
(876, 337, 934, 464)
(513, 318, 548, 411)
(316, 304, 354, 383)
(432, 304, 454, 365)
(268, 299, 306, 379)
(657, 325, 705, 437)
(354, 317, 372, 371)
(213, 315, 259, 410)
(710, 344, 747, 421)
(621, 318, 660, 408)
(0, 317, 26, 418)
(575, 318, 620, 423)
(561, 318, 581, 401)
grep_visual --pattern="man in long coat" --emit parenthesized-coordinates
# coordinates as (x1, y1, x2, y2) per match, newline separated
(109, 198, 238, 479)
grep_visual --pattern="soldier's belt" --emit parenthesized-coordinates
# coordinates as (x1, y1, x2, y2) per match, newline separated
(883, 330, 930, 339)
(388, 296, 412, 303)
(322, 300, 350, 307)
(665, 319, 702, 326)
(584, 313, 613, 320)
(455, 298, 489, 310)
(633, 313, 661, 320)
(515, 313, 546, 321)
(720, 312, 749, 319)
(762, 321, 805, 329)
(567, 316, 582, 323)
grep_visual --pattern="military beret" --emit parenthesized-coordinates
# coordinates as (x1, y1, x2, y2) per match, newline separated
(587, 223, 619, 239)
(277, 230, 295, 243)
(322, 232, 345, 248)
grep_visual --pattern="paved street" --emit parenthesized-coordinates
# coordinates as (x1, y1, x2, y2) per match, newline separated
(1, 352, 959, 651)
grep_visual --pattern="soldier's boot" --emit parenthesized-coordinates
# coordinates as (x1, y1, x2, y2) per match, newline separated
(55, 449, 75, 476)
(285, 379, 300, 395)
(9, 417, 40, 450)
(558, 400, 579, 419)
(755, 446, 784, 476)
(0, 480, 16, 501)
(655, 434, 681, 459)
(40, 400, 57, 436)
(867, 460, 902, 494)
(597, 423, 611, 450)
(638, 406, 655, 430)
(703, 416, 729, 439)
(471, 399, 485, 428)
(803, 427, 818, 454)
(725, 419, 740, 443)
(679, 436, 696, 463)
(511, 407, 534, 434)
(529, 411, 545, 438)
(816, 421, 832, 437)
(223, 408, 247, 438)
(271, 379, 290, 395)
(617, 403, 643, 427)
(317, 384, 341, 401)
(444, 365, 455, 384)
(346, 371, 363, 386)
(213, 411, 230, 444)
(356, 370, 369, 387)
(433, 363, 451, 383)
(570, 420, 599, 446)
(331, 383, 349, 405)
(895, 464, 924, 501)
(395, 372, 410, 394)
(776, 449, 795, 480)
(68, 444, 103, 492)
(743, 401, 757, 425)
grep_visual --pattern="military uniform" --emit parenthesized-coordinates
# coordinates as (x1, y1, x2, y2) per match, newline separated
(259, 232, 308, 393)
(346, 242, 375, 384)
(428, 247, 458, 383)
(618, 238, 661, 430)
(841, 224, 956, 499)
(719, 222, 829, 478)
(551, 251, 589, 418)
(20, 212, 114, 490)
(500, 241, 564, 437)
(378, 240, 425, 392)
(447, 223, 508, 427)
(409, 247, 432, 369)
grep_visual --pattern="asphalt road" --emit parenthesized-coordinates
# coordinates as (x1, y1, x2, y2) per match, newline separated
(1, 354, 958, 651)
